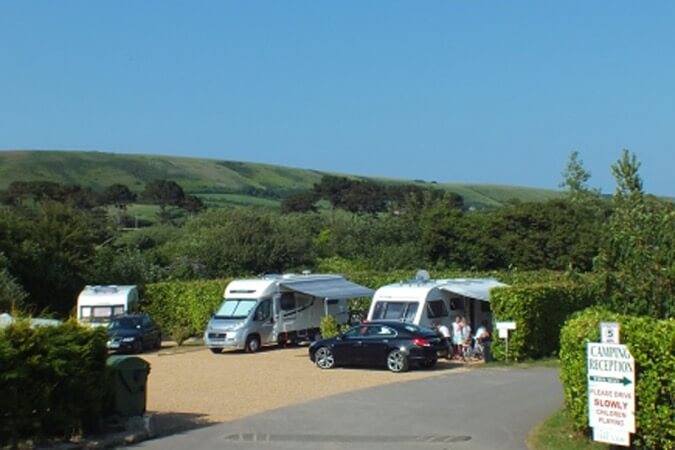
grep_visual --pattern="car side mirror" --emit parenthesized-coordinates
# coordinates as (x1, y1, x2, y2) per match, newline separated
(336, 336, 343, 341)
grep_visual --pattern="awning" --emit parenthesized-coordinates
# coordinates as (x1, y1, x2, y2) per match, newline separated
(437, 278, 507, 302)
(279, 277, 374, 300)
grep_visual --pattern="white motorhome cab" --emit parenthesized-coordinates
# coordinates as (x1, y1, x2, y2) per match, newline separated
(204, 273, 373, 354)
(367, 274, 506, 330)
(77, 285, 140, 326)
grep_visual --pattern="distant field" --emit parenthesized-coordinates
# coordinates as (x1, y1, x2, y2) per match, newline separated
(198, 193, 281, 208)
(0, 150, 569, 209)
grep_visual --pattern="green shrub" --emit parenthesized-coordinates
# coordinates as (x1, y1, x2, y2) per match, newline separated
(490, 282, 596, 361)
(560, 308, 674, 450)
(142, 278, 230, 338)
(320, 315, 341, 339)
(0, 320, 109, 446)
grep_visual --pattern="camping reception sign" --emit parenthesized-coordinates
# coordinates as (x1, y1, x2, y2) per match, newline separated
(587, 342, 636, 446)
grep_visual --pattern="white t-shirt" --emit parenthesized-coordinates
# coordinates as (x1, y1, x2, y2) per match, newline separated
(437, 324, 451, 338)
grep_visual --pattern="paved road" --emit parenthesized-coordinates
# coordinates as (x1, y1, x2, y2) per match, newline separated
(133, 366, 562, 450)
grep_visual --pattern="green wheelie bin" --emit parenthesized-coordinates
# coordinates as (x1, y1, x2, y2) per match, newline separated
(107, 355, 151, 417)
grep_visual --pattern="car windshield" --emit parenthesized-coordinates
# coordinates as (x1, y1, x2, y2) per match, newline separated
(215, 299, 257, 319)
(109, 317, 142, 330)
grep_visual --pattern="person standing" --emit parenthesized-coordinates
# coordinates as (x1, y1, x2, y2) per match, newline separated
(451, 316, 463, 359)
(436, 321, 452, 359)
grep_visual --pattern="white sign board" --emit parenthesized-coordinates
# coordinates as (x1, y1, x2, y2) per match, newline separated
(496, 321, 516, 338)
(600, 322, 620, 344)
(587, 342, 636, 446)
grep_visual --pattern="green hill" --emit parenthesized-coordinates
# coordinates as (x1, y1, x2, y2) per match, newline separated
(0, 150, 563, 209)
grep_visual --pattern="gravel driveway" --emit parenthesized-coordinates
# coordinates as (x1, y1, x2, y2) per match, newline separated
(143, 345, 468, 435)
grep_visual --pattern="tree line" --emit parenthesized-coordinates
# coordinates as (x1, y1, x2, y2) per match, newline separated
(0, 150, 671, 319)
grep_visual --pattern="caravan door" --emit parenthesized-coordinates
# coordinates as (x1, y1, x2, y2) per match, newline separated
(252, 299, 275, 345)
(273, 292, 296, 342)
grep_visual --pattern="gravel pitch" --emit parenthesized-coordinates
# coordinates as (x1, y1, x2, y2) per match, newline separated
(142, 345, 468, 433)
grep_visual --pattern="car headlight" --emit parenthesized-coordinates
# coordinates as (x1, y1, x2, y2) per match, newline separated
(122, 337, 136, 342)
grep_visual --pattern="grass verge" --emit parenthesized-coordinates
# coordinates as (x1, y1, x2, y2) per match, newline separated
(528, 408, 609, 450)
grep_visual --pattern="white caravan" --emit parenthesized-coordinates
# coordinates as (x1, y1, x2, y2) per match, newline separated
(367, 272, 507, 330)
(77, 285, 140, 326)
(204, 273, 374, 353)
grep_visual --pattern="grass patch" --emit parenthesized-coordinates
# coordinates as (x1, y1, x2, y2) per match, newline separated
(528, 408, 608, 450)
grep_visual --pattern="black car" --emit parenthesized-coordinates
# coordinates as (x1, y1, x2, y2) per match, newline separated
(107, 314, 162, 354)
(309, 320, 448, 373)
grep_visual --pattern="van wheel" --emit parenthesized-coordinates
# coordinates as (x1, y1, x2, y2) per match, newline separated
(387, 349, 409, 373)
(210, 348, 222, 354)
(245, 335, 261, 353)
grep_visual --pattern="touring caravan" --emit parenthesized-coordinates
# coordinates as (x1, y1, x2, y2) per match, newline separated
(204, 273, 373, 354)
(77, 285, 140, 326)
(367, 272, 506, 330)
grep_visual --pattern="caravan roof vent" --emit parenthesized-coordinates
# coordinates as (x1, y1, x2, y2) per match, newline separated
(415, 270, 430, 283)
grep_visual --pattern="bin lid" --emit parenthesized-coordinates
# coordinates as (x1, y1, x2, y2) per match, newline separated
(107, 355, 150, 371)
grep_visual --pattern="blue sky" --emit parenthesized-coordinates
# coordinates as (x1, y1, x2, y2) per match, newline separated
(1, 1, 674, 195)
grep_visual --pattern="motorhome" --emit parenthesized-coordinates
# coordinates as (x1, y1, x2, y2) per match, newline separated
(204, 273, 373, 353)
(367, 272, 507, 330)
(77, 285, 140, 326)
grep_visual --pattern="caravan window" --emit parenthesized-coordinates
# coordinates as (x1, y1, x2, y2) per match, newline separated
(426, 300, 449, 319)
(280, 293, 295, 311)
(449, 298, 463, 311)
(80, 305, 125, 323)
(371, 301, 419, 322)
(215, 299, 257, 319)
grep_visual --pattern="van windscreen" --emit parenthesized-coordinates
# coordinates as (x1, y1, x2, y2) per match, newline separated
(215, 299, 257, 319)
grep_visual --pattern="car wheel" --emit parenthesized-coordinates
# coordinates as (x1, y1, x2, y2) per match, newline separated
(209, 348, 222, 354)
(387, 349, 409, 373)
(154, 336, 162, 350)
(245, 335, 261, 353)
(314, 347, 335, 369)
(132, 339, 143, 354)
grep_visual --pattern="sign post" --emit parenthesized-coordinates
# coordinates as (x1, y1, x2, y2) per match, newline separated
(495, 321, 516, 361)
(587, 341, 635, 447)
(600, 322, 620, 344)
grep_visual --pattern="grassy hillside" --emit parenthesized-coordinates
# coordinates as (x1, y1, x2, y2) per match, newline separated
(0, 150, 564, 208)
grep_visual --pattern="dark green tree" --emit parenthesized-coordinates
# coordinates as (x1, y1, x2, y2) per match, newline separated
(141, 180, 186, 222)
(281, 190, 319, 214)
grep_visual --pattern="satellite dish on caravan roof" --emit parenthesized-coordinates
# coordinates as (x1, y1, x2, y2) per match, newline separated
(415, 270, 430, 282)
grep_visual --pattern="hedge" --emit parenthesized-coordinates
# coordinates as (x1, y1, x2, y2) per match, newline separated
(560, 308, 674, 450)
(0, 320, 109, 446)
(141, 270, 588, 340)
(142, 278, 232, 339)
(490, 282, 597, 361)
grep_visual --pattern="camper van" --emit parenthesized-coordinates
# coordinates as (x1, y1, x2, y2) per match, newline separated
(204, 273, 373, 354)
(77, 285, 140, 327)
(367, 272, 506, 330)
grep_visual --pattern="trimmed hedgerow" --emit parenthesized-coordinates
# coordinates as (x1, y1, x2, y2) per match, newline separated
(560, 308, 674, 450)
(142, 278, 231, 340)
(0, 320, 109, 446)
(490, 282, 597, 361)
